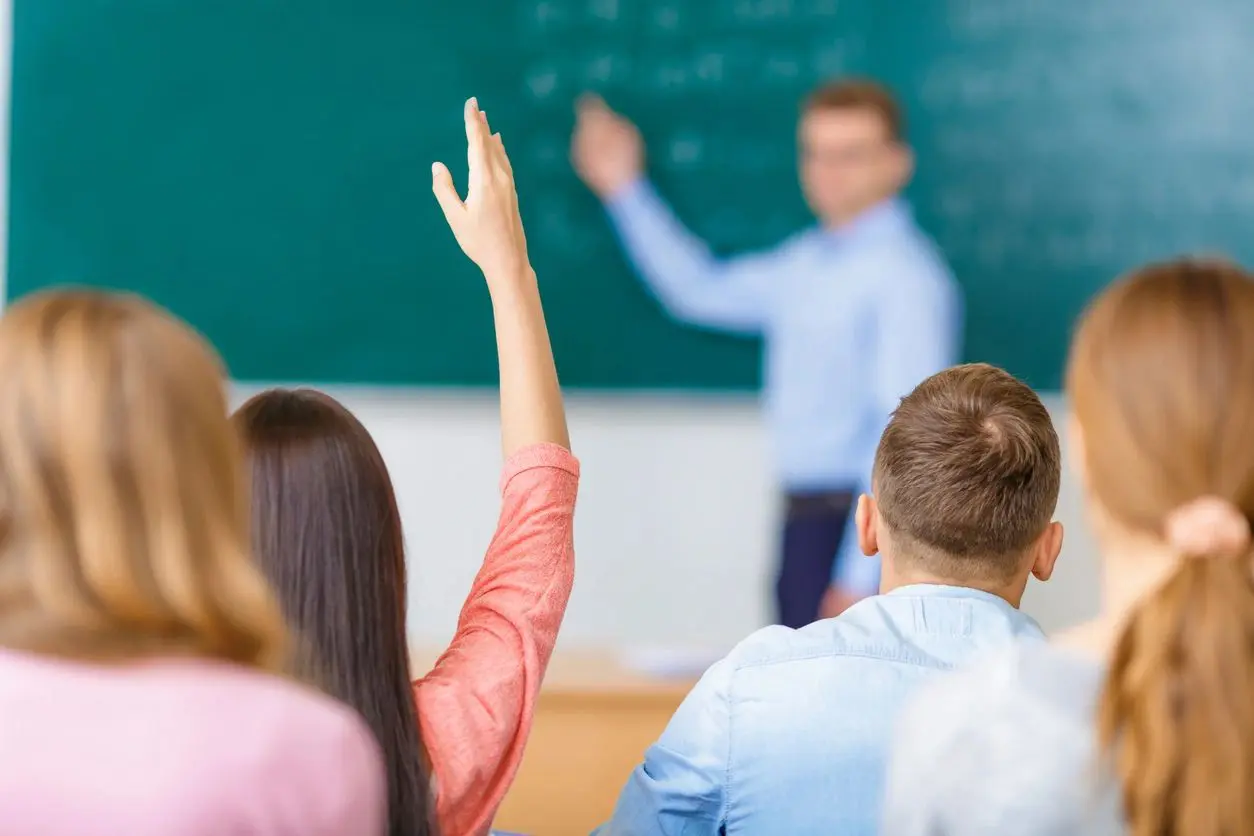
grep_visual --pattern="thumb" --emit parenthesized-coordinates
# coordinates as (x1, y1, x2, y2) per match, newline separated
(431, 162, 464, 224)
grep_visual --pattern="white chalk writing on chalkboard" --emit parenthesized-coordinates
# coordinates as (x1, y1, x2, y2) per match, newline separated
(651, 3, 681, 32)
(517, 0, 867, 256)
(588, 0, 620, 23)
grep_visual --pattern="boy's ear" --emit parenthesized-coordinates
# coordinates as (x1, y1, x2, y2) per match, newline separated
(856, 494, 880, 557)
(1030, 521, 1064, 582)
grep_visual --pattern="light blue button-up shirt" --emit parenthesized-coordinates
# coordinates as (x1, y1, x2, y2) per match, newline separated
(604, 182, 961, 592)
(595, 585, 1045, 836)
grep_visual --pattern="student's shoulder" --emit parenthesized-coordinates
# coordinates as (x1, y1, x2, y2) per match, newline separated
(146, 661, 382, 774)
(217, 664, 377, 741)
(192, 665, 387, 829)
(723, 624, 798, 667)
(59, 660, 390, 833)
(720, 619, 860, 672)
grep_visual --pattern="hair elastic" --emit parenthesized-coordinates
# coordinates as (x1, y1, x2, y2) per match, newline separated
(1163, 496, 1251, 558)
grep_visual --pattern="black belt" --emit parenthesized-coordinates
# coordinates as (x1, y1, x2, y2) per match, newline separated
(784, 489, 856, 517)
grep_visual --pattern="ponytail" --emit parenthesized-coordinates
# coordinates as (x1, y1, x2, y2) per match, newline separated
(1098, 553, 1254, 836)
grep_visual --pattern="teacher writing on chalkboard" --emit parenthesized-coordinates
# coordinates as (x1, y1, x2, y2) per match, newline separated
(572, 79, 961, 627)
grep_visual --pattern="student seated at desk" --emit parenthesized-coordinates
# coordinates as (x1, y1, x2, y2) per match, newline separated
(0, 291, 385, 835)
(597, 363, 1063, 835)
(883, 259, 1254, 836)
(235, 99, 578, 836)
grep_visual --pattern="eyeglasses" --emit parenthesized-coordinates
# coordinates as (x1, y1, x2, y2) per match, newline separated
(800, 142, 896, 167)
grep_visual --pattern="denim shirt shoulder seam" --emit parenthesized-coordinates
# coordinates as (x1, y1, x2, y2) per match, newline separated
(732, 644, 955, 672)
(721, 662, 736, 827)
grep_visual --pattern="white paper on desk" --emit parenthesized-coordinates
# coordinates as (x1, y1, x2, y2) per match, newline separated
(618, 646, 726, 679)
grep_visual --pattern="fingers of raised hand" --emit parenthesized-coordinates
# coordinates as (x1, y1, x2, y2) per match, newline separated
(430, 162, 464, 225)
(465, 98, 490, 192)
(491, 133, 515, 183)
(459, 98, 517, 206)
(475, 108, 510, 181)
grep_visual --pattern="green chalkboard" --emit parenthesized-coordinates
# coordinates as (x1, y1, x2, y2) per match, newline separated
(873, 0, 1254, 390)
(10, 1, 1254, 389)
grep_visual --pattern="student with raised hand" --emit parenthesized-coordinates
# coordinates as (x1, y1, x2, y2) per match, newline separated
(597, 363, 1062, 835)
(883, 258, 1254, 836)
(235, 98, 577, 836)
(0, 291, 385, 836)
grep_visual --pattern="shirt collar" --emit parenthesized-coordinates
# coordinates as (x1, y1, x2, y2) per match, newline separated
(819, 197, 912, 245)
(858, 583, 1042, 639)
(883, 583, 1015, 607)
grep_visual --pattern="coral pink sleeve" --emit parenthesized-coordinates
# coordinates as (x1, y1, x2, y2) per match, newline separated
(413, 443, 579, 836)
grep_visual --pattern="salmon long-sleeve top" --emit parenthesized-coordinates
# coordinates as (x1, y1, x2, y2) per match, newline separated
(412, 443, 580, 836)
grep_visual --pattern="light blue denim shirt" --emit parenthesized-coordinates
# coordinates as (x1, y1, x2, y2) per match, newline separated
(603, 182, 961, 594)
(595, 585, 1044, 836)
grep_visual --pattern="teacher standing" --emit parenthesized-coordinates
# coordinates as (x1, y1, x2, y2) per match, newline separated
(572, 79, 961, 627)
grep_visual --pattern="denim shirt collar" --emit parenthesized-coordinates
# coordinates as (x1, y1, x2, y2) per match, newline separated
(852, 583, 1042, 639)
(816, 197, 912, 247)
(884, 583, 1016, 606)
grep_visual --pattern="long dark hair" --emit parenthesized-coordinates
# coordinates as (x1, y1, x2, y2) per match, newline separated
(234, 389, 435, 836)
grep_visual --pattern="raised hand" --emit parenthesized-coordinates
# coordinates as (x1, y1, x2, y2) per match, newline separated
(433, 98, 531, 287)
(571, 93, 645, 199)
(431, 97, 567, 455)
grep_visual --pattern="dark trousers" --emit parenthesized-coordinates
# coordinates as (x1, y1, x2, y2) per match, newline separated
(774, 490, 856, 629)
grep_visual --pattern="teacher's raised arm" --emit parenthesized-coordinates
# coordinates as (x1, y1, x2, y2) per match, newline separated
(572, 79, 962, 628)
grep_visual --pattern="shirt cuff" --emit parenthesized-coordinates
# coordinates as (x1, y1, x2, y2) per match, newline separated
(500, 443, 580, 492)
(603, 177, 653, 221)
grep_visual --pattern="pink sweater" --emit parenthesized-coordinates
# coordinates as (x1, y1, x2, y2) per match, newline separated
(0, 652, 385, 835)
(413, 443, 580, 836)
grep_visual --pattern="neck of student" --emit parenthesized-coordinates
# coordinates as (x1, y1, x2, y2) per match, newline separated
(881, 566, 1029, 608)
(1056, 532, 1181, 658)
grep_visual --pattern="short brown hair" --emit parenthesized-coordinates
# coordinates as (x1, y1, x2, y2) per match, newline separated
(873, 363, 1060, 579)
(804, 78, 904, 142)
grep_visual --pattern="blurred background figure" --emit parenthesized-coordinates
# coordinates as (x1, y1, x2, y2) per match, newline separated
(572, 80, 961, 627)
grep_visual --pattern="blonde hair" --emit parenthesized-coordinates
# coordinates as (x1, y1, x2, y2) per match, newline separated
(0, 290, 286, 668)
(1067, 258, 1254, 836)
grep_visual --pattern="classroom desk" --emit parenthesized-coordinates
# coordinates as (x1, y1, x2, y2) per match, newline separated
(412, 649, 697, 836)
